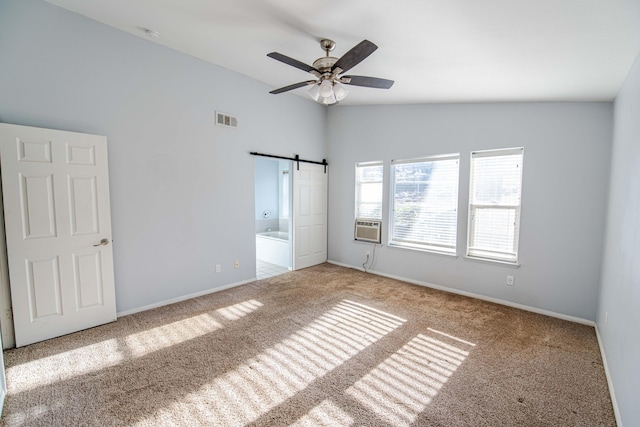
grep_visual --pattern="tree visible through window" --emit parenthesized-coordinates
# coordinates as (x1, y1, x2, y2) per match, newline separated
(467, 147, 524, 263)
(390, 155, 460, 254)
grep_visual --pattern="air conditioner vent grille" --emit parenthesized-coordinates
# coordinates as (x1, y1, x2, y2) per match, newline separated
(216, 111, 238, 128)
(355, 219, 382, 243)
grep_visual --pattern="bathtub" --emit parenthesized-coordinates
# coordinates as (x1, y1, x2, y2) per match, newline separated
(258, 231, 289, 240)
(256, 231, 290, 268)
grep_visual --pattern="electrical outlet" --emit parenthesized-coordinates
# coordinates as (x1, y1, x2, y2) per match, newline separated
(215, 264, 221, 273)
(366, 250, 371, 258)
(234, 260, 240, 269)
(506, 275, 514, 286)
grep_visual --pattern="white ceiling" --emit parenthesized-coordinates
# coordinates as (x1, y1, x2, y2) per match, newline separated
(45, 0, 640, 105)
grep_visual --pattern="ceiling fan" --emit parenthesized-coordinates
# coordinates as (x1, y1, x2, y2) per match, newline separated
(267, 39, 394, 105)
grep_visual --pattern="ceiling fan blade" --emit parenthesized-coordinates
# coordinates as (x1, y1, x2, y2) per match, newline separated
(269, 80, 316, 94)
(332, 40, 378, 74)
(267, 52, 320, 75)
(342, 75, 394, 89)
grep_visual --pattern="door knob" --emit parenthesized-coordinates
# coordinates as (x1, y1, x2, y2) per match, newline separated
(93, 238, 110, 247)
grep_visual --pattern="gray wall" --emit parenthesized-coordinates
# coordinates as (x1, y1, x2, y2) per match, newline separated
(327, 102, 612, 321)
(0, 0, 326, 313)
(597, 50, 640, 427)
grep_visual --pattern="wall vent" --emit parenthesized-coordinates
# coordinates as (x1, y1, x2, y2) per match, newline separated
(216, 111, 238, 128)
(355, 219, 382, 243)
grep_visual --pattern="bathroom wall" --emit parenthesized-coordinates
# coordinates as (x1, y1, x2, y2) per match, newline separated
(254, 157, 280, 233)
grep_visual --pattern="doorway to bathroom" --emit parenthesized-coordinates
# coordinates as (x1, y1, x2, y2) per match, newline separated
(254, 157, 292, 279)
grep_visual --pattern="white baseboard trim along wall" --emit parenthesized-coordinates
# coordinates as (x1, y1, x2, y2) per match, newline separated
(327, 260, 595, 326)
(595, 325, 623, 427)
(117, 278, 257, 317)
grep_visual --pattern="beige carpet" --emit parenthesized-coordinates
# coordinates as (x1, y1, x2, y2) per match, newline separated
(1, 264, 615, 426)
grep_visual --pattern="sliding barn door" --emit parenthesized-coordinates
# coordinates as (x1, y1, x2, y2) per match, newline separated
(292, 162, 327, 270)
(0, 123, 117, 347)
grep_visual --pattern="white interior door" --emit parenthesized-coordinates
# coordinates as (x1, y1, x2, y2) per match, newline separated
(293, 162, 327, 270)
(0, 123, 117, 347)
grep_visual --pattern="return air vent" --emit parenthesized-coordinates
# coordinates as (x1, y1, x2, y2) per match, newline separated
(355, 219, 382, 243)
(216, 111, 238, 128)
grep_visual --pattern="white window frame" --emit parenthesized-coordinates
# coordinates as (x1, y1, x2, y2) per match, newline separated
(466, 147, 524, 265)
(389, 154, 460, 255)
(355, 161, 384, 221)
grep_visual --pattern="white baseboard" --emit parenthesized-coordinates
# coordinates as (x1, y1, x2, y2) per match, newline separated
(327, 260, 595, 326)
(117, 278, 257, 317)
(595, 324, 623, 427)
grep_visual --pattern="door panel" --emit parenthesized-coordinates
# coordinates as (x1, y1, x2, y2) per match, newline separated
(27, 256, 62, 319)
(293, 162, 327, 270)
(20, 173, 57, 239)
(73, 251, 104, 308)
(68, 176, 99, 235)
(0, 123, 117, 347)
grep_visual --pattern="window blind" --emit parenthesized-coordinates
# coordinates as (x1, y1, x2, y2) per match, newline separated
(355, 162, 383, 220)
(467, 147, 524, 263)
(390, 154, 460, 254)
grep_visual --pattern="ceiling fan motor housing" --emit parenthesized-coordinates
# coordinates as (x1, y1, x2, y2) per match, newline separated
(312, 57, 338, 74)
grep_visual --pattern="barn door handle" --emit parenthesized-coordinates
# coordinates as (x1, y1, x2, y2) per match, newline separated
(93, 238, 110, 247)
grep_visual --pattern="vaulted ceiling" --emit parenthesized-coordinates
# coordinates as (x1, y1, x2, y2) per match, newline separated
(45, 0, 640, 105)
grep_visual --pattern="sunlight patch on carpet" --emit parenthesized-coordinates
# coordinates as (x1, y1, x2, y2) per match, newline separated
(346, 332, 473, 426)
(151, 300, 406, 425)
(291, 399, 354, 426)
(124, 312, 223, 357)
(125, 299, 262, 357)
(7, 339, 124, 393)
(216, 299, 264, 321)
(7, 299, 263, 393)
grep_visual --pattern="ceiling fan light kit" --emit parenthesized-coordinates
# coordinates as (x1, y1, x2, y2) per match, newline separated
(268, 38, 394, 105)
(310, 79, 348, 104)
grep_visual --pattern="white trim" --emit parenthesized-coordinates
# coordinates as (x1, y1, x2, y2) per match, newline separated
(595, 324, 623, 427)
(388, 242, 458, 258)
(116, 278, 256, 317)
(467, 147, 524, 265)
(471, 146, 524, 157)
(355, 160, 383, 167)
(464, 255, 520, 268)
(391, 152, 460, 164)
(326, 260, 594, 326)
(355, 161, 384, 222)
(389, 154, 460, 254)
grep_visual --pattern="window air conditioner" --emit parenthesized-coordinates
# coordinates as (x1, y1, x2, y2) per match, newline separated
(354, 219, 382, 243)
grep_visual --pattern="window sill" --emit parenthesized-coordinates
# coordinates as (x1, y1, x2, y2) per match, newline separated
(388, 242, 458, 258)
(464, 255, 520, 268)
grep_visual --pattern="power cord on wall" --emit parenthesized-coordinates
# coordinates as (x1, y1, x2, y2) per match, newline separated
(362, 243, 377, 273)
